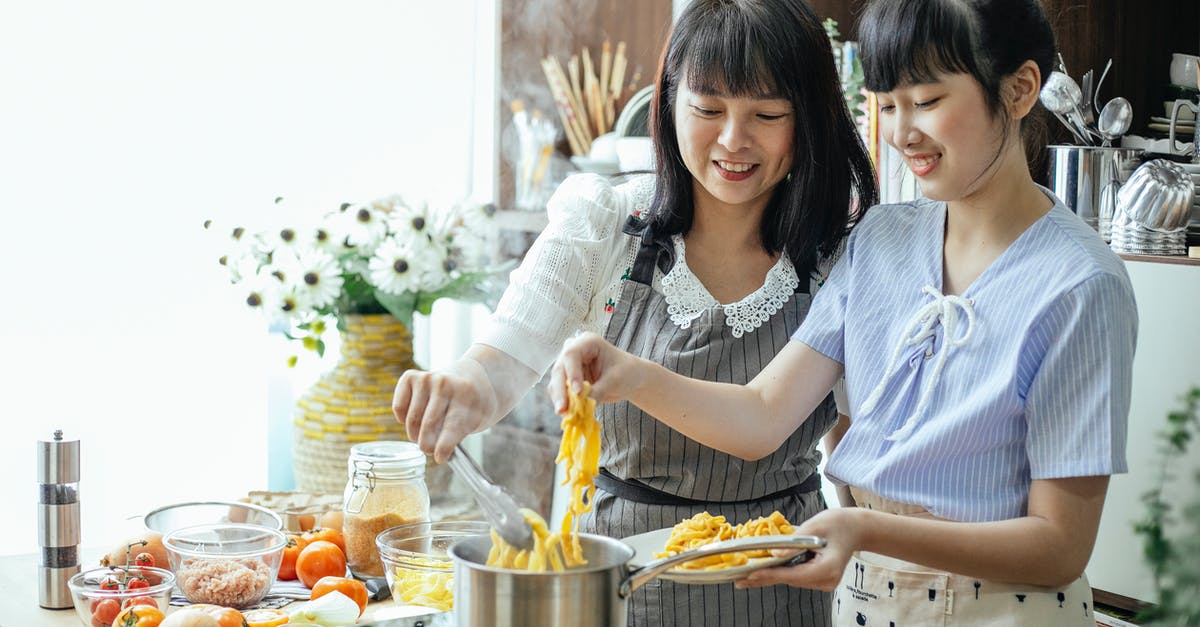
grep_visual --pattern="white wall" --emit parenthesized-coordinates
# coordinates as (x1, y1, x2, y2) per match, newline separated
(0, 1, 490, 557)
(1086, 260, 1200, 602)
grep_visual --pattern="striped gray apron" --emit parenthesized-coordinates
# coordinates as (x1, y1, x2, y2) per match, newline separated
(579, 219, 837, 627)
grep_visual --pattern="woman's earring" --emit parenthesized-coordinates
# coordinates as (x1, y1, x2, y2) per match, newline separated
(786, 172, 793, 182)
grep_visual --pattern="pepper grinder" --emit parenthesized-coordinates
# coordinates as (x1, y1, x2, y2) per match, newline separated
(38, 429, 80, 609)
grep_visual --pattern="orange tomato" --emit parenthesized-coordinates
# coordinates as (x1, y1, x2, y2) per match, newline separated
(112, 605, 164, 627)
(303, 526, 346, 554)
(295, 539, 347, 588)
(310, 575, 368, 617)
(241, 608, 289, 627)
(277, 533, 309, 581)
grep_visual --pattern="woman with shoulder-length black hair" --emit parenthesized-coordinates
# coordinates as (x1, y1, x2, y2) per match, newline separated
(649, 0, 875, 277)
(396, 1, 875, 624)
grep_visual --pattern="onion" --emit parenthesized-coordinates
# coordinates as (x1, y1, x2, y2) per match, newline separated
(288, 590, 362, 626)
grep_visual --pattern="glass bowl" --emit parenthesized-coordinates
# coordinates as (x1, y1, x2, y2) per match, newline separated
(163, 523, 287, 608)
(67, 566, 174, 626)
(376, 520, 490, 613)
(143, 500, 282, 535)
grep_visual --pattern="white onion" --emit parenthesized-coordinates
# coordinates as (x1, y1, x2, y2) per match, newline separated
(288, 590, 362, 626)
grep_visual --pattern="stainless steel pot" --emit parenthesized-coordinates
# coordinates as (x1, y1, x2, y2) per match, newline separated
(448, 532, 824, 627)
(1047, 145, 1144, 239)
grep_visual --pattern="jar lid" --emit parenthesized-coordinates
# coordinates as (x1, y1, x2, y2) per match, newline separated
(348, 441, 426, 479)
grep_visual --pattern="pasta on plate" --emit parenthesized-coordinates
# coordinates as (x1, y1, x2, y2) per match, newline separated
(654, 510, 795, 571)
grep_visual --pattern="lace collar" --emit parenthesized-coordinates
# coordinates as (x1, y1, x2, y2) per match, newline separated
(659, 236, 801, 338)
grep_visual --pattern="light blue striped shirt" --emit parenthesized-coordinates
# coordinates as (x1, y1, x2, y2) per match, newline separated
(794, 193, 1137, 522)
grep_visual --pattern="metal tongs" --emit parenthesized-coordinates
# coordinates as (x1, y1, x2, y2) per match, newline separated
(447, 444, 535, 551)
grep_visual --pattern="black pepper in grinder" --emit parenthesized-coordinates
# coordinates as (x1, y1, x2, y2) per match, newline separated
(38, 429, 80, 609)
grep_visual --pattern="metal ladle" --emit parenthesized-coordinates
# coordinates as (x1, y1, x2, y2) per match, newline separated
(1097, 97, 1132, 146)
(447, 444, 534, 550)
(1041, 71, 1097, 145)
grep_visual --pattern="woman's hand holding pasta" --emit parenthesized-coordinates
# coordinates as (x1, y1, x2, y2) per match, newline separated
(550, 332, 644, 412)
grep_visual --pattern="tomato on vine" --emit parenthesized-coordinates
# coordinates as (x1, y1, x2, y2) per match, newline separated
(133, 552, 155, 568)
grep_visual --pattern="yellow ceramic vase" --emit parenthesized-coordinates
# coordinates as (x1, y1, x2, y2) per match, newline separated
(292, 314, 417, 494)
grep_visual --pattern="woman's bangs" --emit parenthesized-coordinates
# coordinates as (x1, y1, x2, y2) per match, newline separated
(861, 0, 978, 92)
(681, 16, 780, 98)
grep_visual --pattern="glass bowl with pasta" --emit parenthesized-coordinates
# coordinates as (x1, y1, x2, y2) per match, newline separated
(376, 520, 491, 612)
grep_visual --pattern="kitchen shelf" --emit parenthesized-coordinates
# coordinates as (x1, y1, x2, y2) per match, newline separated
(1118, 253, 1200, 267)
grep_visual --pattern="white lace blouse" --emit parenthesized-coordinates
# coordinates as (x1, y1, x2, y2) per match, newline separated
(481, 173, 847, 410)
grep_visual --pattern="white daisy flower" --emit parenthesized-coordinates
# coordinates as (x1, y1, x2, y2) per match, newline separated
(234, 270, 274, 313)
(339, 203, 387, 252)
(368, 237, 425, 295)
(208, 220, 269, 283)
(266, 224, 306, 255)
(442, 200, 497, 267)
(388, 200, 436, 244)
(281, 248, 343, 310)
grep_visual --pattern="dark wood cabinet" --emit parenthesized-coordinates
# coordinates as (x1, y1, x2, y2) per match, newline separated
(805, 0, 1199, 179)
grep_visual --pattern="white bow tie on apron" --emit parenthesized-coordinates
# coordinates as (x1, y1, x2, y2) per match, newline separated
(858, 285, 977, 441)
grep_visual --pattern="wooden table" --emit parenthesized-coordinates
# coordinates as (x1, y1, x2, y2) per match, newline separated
(0, 552, 438, 626)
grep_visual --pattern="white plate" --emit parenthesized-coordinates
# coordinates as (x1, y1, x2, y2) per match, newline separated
(623, 528, 822, 585)
(1148, 122, 1196, 134)
(570, 156, 621, 176)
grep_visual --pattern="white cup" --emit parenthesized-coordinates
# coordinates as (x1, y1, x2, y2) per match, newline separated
(1169, 53, 1200, 89)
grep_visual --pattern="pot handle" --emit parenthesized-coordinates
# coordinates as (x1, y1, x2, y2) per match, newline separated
(620, 534, 826, 597)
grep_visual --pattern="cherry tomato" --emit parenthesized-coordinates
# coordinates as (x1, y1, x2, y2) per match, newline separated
(91, 597, 121, 625)
(121, 596, 158, 609)
(133, 552, 155, 568)
(242, 608, 289, 627)
(112, 605, 164, 627)
(277, 533, 309, 581)
(125, 575, 150, 591)
(99, 575, 122, 591)
(295, 539, 347, 588)
(311, 575, 368, 617)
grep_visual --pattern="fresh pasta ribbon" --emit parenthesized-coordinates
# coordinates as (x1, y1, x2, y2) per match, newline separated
(556, 381, 600, 567)
(485, 508, 568, 571)
(654, 511, 795, 571)
(485, 383, 601, 572)
(392, 557, 454, 611)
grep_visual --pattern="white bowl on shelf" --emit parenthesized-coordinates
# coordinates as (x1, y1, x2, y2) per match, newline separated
(616, 137, 655, 172)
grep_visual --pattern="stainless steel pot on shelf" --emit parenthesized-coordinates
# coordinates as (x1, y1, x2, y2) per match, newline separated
(1047, 145, 1144, 240)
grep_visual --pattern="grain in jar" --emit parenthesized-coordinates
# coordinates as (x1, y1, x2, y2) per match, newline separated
(342, 441, 430, 578)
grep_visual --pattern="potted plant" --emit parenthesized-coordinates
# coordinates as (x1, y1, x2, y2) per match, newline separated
(205, 193, 508, 492)
(1135, 386, 1200, 625)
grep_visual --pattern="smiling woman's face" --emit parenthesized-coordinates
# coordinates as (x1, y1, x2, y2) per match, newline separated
(875, 71, 1007, 202)
(673, 76, 795, 213)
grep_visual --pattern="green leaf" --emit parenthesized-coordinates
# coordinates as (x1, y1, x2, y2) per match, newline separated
(315, 339, 325, 358)
(373, 290, 418, 329)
